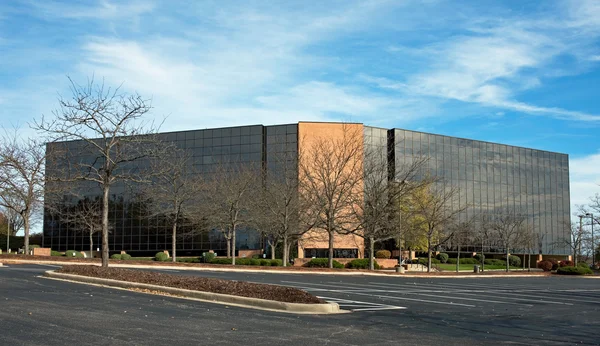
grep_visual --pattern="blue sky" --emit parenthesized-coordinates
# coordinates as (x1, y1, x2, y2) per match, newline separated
(0, 0, 599, 211)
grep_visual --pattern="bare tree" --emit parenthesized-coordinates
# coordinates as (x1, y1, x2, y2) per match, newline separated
(448, 220, 475, 272)
(0, 203, 24, 236)
(34, 77, 164, 267)
(204, 162, 259, 265)
(141, 146, 205, 262)
(298, 124, 364, 268)
(0, 132, 46, 254)
(352, 143, 431, 270)
(484, 209, 527, 272)
(406, 182, 465, 272)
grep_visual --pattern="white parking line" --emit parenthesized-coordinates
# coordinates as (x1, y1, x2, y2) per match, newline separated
(337, 282, 574, 306)
(317, 295, 406, 312)
(282, 281, 477, 308)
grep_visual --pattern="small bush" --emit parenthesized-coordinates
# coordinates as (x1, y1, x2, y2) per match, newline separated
(447, 258, 457, 264)
(577, 262, 590, 268)
(547, 258, 559, 270)
(346, 259, 380, 269)
(210, 258, 233, 265)
(502, 255, 521, 267)
(65, 250, 84, 258)
(473, 254, 485, 262)
(120, 254, 132, 260)
(51, 250, 63, 257)
(305, 258, 344, 269)
(154, 252, 169, 262)
(375, 250, 391, 259)
(559, 260, 574, 267)
(436, 253, 449, 263)
(110, 254, 122, 260)
(251, 254, 261, 259)
(556, 266, 593, 275)
(270, 259, 282, 266)
(259, 259, 270, 266)
(537, 260, 553, 272)
(202, 252, 216, 263)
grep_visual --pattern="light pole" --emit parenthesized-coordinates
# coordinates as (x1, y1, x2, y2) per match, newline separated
(578, 214, 584, 263)
(586, 213, 594, 266)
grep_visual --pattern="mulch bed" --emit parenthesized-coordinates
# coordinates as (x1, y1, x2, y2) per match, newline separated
(56, 265, 325, 304)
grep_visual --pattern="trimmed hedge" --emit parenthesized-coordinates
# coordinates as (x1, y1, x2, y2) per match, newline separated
(375, 250, 391, 259)
(577, 261, 590, 268)
(121, 254, 132, 260)
(485, 259, 506, 266)
(537, 260, 553, 272)
(436, 253, 449, 263)
(51, 250, 63, 257)
(176, 257, 200, 263)
(346, 259, 380, 269)
(447, 258, 478, 265)
(304, 258, 344, 269)
(210, 258, 232, 265)
(65, 250, 84, 258)
(154, 252, 169, 262)
(110, 254, 122, 260)
(556, 266, 593, 275)
(473, 254, 485, 262)
(417, 257, 440, 265)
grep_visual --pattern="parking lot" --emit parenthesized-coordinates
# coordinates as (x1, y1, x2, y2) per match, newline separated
(1, 264, 599, 345)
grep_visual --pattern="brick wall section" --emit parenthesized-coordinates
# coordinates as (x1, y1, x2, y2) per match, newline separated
(33, 248, 51, 256)
(239, 250, 263, 258)
(293, 258, 398, 269)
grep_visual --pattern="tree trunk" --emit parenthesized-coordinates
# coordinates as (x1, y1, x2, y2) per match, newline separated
(369, 236, 375, 270)
(456, 244, 460, 273)
(23, 215, 30, 255)
(226, 232, 231, 258)
(270, 242, 276, 260)
(328, 229, 334, 269)
(89, 228, 93, 258)
(427, 234, 432, 273)
(232, 226, 236, 266)
(282, 236, 288, 267)
(102, 184, 110, 267)
(506, 247, 510, 272)
(171, 221, 177, 263)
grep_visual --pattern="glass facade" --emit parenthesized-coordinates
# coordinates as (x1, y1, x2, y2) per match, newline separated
(44, 124, 275, 255)
(392, 129, 570, 255)
(43, 122, 570, 256)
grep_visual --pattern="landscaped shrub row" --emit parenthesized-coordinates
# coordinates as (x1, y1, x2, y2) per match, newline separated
(111, 253, 132, 260)
(537, 260, 553, 272)
(577, 262, 590, 268)
(304, 258, 345, 269)
(51, 250, 63, 256)
(447, 258, 479, 265)
(346, 258, 380, 269)
(210, 258, 282, 266)
(556, 266, 593, 275)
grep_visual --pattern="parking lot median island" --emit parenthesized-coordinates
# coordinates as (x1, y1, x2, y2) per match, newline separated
(55, 265, 326, 304)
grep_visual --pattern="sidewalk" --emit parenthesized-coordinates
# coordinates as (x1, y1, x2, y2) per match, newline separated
(0, 257, 555, 278)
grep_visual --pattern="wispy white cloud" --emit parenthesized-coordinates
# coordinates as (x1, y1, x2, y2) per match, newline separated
(569, 151, 600, 212)
(23, 0, 155, 20)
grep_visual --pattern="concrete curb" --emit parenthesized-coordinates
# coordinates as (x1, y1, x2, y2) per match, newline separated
(1, 259, 555, 278)
(44, 270, 343, 314)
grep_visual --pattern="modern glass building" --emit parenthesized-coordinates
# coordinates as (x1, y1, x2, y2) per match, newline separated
(43, 122, 570, 256)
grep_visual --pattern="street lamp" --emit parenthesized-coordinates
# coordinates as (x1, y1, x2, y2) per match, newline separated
(585, 213, 595, 266)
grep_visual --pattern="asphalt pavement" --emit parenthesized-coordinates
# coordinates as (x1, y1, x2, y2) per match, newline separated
(1, 264, 599, 346)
